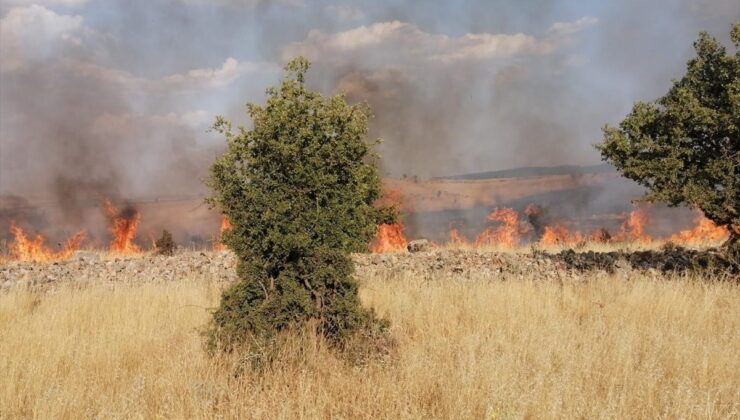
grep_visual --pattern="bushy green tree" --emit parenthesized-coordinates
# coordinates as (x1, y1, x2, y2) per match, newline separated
(206, 57, 393, 353)
(597, 24, 739, 243)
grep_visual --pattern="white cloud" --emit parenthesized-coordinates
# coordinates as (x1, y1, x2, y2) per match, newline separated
(284, 19, 597, 65)
(432, 32, 552, 63)
(179, 0, 303, 7)
(325, 4, 364, 22)
(62, 56, 274, 92)
(162, 57, 268, 90)
(2, 0, 90, 7)
(0, 5, 84, 71)
(547, 16, 599, 39)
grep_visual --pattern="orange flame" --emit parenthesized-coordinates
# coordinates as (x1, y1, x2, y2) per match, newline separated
(7, 223, 85, 262)
(668, 215, 728, 245)
(474, 208, 529, 247)
(370, 223, 408, 253)
(370, 189, 408, 253)
(524, 203, 542, 218)
(213, 216, 233, 251)
(448, 228, 468, 246)
(590, 228, 612, 243)
(103, 200, 141, 254)
(539, 224, 584, 246)
(614, 206, 652, 243)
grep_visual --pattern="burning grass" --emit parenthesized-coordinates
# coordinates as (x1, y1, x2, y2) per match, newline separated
(2, 199, 733, 261)
(212, 216, 232, 251)
(103, 200, 141, 254)
(370, 205, 731, 253)
(1, 270, 738, 418)
(5, 223, 85, 263)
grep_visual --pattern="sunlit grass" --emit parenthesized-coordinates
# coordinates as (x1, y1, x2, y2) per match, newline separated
(1, 271, 738, 418)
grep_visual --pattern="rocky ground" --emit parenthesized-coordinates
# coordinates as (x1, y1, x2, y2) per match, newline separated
(2, 245, 736, 291)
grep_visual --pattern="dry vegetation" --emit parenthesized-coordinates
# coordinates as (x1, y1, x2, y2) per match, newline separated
(1, 268, 739, 419)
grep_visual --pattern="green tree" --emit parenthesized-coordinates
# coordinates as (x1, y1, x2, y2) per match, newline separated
(206, 57, 393, 354)
(597, 24, 739, 244)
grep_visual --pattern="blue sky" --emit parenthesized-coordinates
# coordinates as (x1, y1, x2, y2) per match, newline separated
(1, 0, 738, 198)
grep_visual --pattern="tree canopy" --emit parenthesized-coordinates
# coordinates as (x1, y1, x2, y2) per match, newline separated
(597, 24, 739, 242)
(206, 57, 393, 354)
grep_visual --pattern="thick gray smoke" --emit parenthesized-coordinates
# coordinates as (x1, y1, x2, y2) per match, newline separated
(0, 0, 737, 239)
(0, 2, 253, 236)
(275, 0, 738, 177)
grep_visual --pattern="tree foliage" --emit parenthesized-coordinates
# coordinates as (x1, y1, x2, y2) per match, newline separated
(206, 57, 392, 354)
(597, 24, 739, 241)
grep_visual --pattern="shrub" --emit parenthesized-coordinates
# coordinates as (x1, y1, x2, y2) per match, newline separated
(205, 57, 394, 356)
(155, 230, 176, 256)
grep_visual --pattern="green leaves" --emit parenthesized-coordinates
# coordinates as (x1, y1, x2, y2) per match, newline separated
(597, 23, 739, 238)
(206, 57, 391, 353)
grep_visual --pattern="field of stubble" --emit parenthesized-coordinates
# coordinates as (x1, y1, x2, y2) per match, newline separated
(1, 259, 739, 419)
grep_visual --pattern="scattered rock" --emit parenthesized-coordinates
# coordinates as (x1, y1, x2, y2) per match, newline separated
(407, 239, 430, 253)
(1, 245, 735, 292)
(73, 251, 100, 263)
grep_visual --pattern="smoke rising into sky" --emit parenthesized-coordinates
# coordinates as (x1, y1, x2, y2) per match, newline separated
(1, 0, 738, 207)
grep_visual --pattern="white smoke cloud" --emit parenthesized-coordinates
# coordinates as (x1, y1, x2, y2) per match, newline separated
(284, 18, 598, 65)
(163, 57, 275, 90)
(325, 4, 364, 22)
(2, 0, 91, 7)
(0, 5, 84, 72)
(548, 16, 600, 38)
(179, 0, 303, 7)
(61, 56, 273, 93)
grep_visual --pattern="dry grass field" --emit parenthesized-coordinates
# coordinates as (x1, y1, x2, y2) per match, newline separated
(1, 270, 739, 419)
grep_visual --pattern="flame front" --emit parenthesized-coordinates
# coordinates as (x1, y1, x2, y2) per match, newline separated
(590, 228, 612, 243)
(104, 200, 141, 254)
(474, 208, 529, 247)
(669, 216, 728, 245)
(7, 223, 85, 263)
(540, 224, 584, 246)
(448, 228, 468, 246)
(614, 206, 652, 243)
(213, 216, 233, 251)
(370, 223, 408, 253)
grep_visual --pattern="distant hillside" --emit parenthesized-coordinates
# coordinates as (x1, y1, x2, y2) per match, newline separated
(439, 164, 615, 180)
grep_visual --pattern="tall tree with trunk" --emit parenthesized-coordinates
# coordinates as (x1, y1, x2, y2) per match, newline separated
(597, 24, 739, 244)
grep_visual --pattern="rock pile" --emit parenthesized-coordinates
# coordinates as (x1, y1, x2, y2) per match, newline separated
(1, 251, 238, 291)
(1, 245, 735, 291)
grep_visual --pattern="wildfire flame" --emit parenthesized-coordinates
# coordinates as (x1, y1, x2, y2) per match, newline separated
(540, 223, 584, 246)
(474, 208, 530, 248)
(370, 189, 409, 253)
(104, 200, 141, 254)
(614, 206, 652, 243)
(7, 223, 85, 263)
(448, 228, 468, 246)
(590, 228, 612, 243)
(370, 223, 408, 253)
(668, 215, 729, 245)
(213, 216, 233, 251)
(2, 193, 733, 262)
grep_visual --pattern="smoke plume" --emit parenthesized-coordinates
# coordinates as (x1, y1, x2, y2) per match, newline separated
(1, 0, 737, 238)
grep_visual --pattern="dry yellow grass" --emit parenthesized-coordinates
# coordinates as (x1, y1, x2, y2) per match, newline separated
(1, 272, 739, 419)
